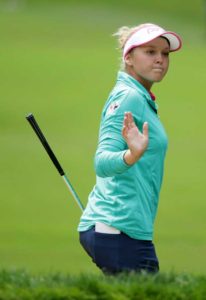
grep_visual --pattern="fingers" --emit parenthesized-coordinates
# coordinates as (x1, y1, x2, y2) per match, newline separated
(123, 112, 149, 138)
(143, 122, 149, 137)
(123, 112, 135, 129)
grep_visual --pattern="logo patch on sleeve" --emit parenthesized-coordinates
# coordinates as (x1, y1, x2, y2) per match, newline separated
(106, 101, 121, 116)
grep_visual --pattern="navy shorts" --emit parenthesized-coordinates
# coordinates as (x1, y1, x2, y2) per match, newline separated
(79, 227, 159, 274)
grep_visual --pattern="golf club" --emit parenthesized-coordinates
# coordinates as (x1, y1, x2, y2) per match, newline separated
(26, 113, 84, 212)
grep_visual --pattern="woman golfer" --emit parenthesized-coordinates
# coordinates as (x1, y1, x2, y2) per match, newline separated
(78, 23, 182, 274)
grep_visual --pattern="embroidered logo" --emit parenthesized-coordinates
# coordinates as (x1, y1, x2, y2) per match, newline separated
(106, 101, 120, 116)
(147, 27, 161, 34)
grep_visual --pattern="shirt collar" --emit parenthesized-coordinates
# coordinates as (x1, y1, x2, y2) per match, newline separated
(117, 71, 158, 113)
(149, 91, 156, 101)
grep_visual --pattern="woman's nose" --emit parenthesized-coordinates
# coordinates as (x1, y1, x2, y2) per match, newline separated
(155, 53, 163, 63)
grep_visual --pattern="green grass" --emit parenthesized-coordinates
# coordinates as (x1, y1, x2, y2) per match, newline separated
(0, 270, 206, 300)
(0, 0, 206, 275)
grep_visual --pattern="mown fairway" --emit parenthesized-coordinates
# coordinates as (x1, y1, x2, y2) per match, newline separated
(0, 0, 206, 275)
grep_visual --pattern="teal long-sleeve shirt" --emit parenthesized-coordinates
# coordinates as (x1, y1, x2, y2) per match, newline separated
(78, 71, 168, 240)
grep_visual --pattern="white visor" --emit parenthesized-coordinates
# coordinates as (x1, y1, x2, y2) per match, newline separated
(123, 23, 182, 60)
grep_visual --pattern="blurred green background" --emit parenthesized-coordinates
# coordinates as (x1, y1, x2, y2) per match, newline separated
(0, 0, 205, 275)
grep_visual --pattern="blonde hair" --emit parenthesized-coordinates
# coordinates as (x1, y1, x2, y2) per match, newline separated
(113, 26, 138, 50)
(113, 24, 153, 69)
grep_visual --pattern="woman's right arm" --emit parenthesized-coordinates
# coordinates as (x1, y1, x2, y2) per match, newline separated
(95, 91, 147, 178)
(122, 112, 148, 165)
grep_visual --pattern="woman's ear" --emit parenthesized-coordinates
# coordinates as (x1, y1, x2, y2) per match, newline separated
(125, 53, 133, 66)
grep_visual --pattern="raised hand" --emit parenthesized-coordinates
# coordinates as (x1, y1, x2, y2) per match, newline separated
(122, 112, 149, 165)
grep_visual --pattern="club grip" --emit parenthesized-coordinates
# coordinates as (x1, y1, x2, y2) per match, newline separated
(26, 113, 65, 176)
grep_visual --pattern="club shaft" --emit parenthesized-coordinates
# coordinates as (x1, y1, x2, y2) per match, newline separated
(62, 175, 84, 212)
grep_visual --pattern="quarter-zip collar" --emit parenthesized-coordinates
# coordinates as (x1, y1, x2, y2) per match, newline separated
(117, 71, 158, 113)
